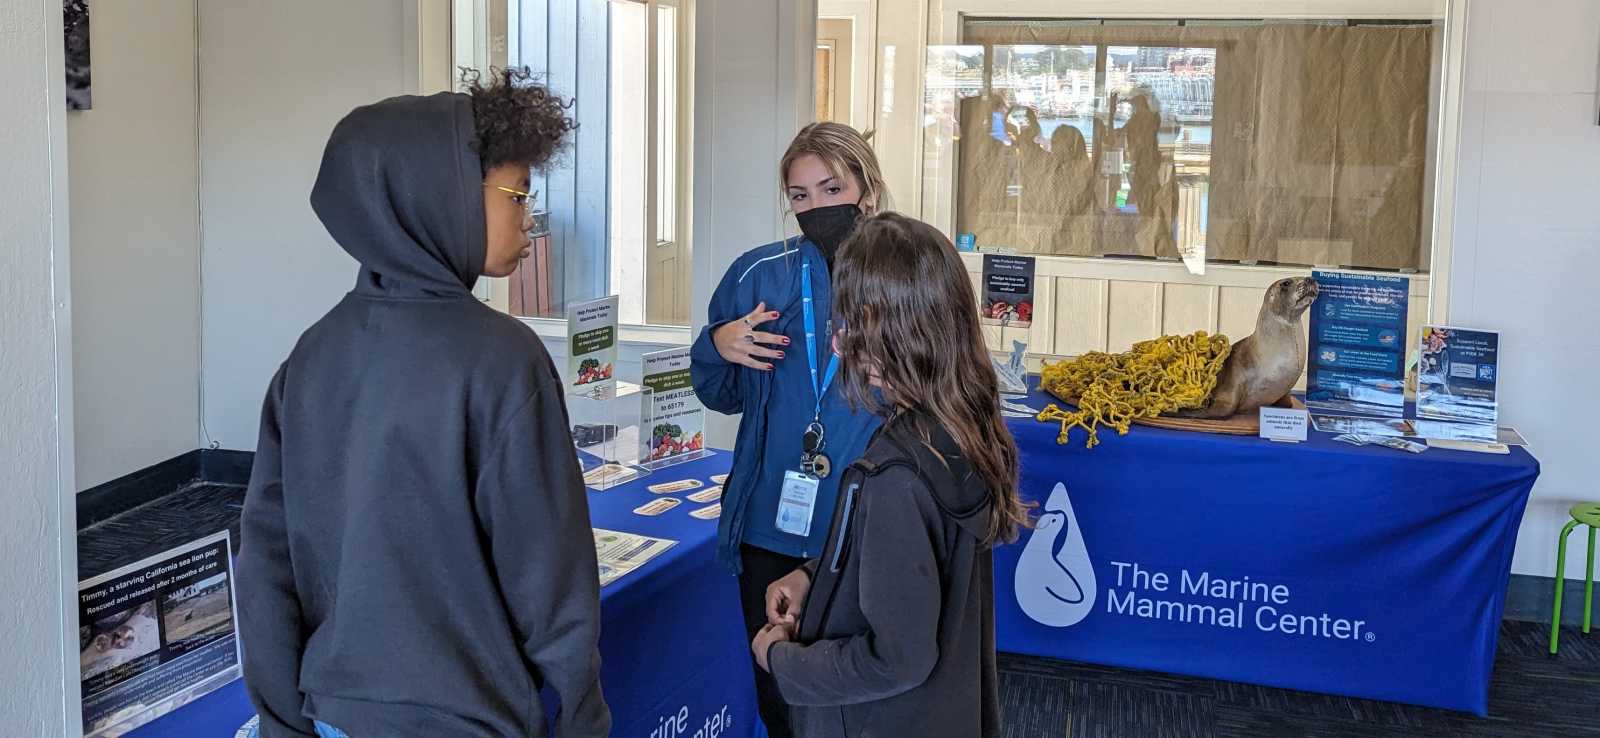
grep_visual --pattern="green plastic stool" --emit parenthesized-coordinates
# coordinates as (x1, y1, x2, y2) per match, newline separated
(1549, 503, 1600, 654)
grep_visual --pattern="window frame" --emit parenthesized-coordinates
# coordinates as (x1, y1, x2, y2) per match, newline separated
(447, 0, 697, 343)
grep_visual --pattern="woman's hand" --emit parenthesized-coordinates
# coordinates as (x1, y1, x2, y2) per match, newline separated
(713, 302, 788, 371)
(765, 568, 812, 627)
(752, 622, 794, 673)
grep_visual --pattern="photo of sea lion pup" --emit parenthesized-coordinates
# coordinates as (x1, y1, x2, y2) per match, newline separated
(1187, 276, 1319, 419)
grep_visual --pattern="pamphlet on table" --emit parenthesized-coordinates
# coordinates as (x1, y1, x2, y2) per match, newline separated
(593, 528, 677, 587)
(1310, 414, 1525, 446)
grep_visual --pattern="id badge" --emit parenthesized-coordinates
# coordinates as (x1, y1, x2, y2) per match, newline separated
(776, 471, 821, 538)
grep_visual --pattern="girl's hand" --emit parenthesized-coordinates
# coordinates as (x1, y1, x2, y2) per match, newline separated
(752, 622, 794, 673)
(713, 302, 788, 371)
(765, 569, 812, 627)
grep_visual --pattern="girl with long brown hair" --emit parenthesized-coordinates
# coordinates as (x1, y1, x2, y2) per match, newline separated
(753, 212, 1029, 738)
(690, 122, 890, 738)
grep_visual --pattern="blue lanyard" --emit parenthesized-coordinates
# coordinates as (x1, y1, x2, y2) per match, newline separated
(801, 260, 839, 419)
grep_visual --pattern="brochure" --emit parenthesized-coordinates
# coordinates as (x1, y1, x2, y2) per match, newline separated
(1417, 326, 1500, 426)
(593, 528, 677, 587)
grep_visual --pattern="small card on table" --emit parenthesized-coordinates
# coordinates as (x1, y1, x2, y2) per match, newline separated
(648, 479, 703, 495)
(687, 486, 723, 504)
(690, 503, 722, 520)
(633, 498, 682, 516)
(1259, 407, 1309, 443)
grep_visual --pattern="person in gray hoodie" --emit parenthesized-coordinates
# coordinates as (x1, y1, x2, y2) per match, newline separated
(752, 212, 1032, 738)
(237, 69, 609, 738)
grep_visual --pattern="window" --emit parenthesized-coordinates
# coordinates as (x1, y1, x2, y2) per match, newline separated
(930, 21, 1437, 275)
(460, 0, 693, 327)
(853, 2, 1453, 369)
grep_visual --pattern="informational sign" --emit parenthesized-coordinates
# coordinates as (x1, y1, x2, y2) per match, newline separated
(1417, 326, 1500, 427)
(642, 347, 708, 468)
(1306, 271, 1409, 417)
(78, 531, 240, 738)
(1259, 407, 1309, 443)
(982, 254, 1036, 328)
(568, 296, 619, 396)
(593, 528, 677, 588)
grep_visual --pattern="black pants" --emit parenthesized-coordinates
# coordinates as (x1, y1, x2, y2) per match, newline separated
(739, 544, 806, 738)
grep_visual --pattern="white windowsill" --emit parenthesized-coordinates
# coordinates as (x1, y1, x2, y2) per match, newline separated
(519, 316, 694, 347)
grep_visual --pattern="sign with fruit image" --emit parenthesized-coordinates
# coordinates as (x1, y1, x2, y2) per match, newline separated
(642, 347, 708, 467)
(567, 296, 619, 396)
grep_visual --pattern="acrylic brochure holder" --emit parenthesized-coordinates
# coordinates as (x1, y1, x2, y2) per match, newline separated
(568, 381, 652, 491)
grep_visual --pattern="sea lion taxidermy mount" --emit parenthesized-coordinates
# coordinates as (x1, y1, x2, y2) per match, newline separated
(1186, 277, 1318, 419)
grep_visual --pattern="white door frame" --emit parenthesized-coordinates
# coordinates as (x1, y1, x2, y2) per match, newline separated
(818, 0, 878, 131)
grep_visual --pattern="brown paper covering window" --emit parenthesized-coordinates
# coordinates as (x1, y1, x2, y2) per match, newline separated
(948, 21, 1434, 272)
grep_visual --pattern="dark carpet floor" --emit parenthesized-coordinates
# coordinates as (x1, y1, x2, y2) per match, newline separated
(79, 483, 246, 581)
(998, 619, 1600, 737)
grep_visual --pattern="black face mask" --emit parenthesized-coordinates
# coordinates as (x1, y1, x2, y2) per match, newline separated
(795, 202, 863, 265)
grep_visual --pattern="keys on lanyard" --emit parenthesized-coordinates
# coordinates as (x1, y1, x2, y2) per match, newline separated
(801, 420, 832, 480)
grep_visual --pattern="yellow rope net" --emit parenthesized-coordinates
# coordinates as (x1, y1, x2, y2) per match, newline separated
(1037, 331, 1233, 448)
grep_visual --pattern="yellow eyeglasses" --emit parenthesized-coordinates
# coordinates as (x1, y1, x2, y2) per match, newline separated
(487, 185, 538, 219)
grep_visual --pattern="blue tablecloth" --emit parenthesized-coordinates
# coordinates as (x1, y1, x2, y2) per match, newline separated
(127, 451, 756, 738)
(997, 387, 1540, 715)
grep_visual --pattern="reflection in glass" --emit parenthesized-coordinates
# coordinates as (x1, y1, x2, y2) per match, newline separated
(922, 46, 984, 238)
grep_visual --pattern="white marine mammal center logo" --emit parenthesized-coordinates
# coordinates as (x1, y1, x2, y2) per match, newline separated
(1014, 482, 1377, 643)
(1014, 483, 1097, 626)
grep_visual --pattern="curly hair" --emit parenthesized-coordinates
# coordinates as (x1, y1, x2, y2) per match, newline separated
(461, 66, 577, 172)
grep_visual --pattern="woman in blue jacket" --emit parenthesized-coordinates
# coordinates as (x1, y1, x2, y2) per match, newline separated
(690, 122, 888, 738)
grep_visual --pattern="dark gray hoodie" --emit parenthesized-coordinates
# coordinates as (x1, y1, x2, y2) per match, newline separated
(768, 414, 1002, 738)
(236, 92, 609, 738)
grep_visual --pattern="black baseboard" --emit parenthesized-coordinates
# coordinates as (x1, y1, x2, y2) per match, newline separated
(201, 448, 255, 486)
(77, 448, 252, 530)
(77, 451, 202, 528)
(1504, 573, 1596, 627)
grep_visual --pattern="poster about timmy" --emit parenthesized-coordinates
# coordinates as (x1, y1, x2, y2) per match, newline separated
(982, 254, 1036, 328)
(78, 531, 240, 738)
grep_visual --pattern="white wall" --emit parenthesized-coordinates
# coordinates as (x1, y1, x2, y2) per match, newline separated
(69, 0, 202, 490)
(1449, 0, 1600, 578)
(199, 0, 410, 449)
(691, 0, 815, 446)
(0, 0, 81, 734)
